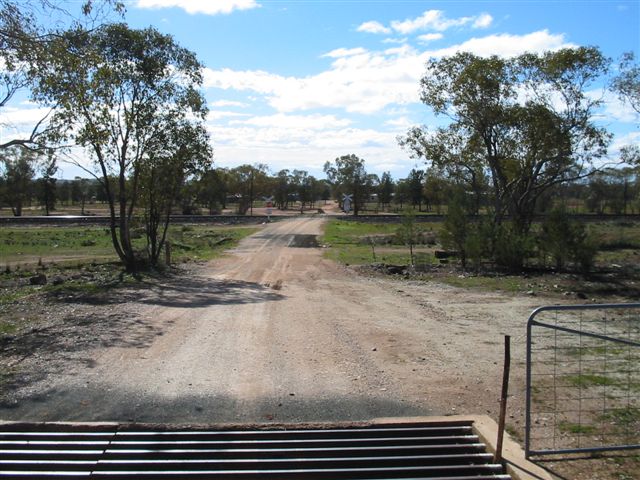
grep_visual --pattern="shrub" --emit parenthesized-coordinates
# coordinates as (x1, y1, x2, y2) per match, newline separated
(539, 207, 598, 274)
(539, 207, 574, 270)
(464, 221, 491, 272)
(396, 208, 420, 266)
(573, 238, 598, 274)
(494, 223, 535, 271)
(441, 192, 470, 267)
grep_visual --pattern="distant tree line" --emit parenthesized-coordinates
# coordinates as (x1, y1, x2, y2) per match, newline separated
(3, 154, 638, 219)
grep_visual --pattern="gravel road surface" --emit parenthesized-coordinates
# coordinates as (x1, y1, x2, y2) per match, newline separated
(1, 216, 540, 425)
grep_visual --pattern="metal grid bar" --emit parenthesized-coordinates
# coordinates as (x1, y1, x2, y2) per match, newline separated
(525, 303, 640, 458)
(0, 423, 512, 479)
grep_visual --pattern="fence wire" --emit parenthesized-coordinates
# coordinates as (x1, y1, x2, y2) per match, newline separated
(525, 304, 640, 457)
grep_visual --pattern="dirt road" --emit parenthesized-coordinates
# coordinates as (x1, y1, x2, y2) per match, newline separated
(1, 216, 540, 425)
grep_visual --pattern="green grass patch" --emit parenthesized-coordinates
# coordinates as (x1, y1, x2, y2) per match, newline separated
(433, 274, 525, 293)
(567, 373, 617, 388)
(591, 221, 640, 246)
(322, 220, 440, 266)
(0, 225, 259, 308)
(565, 345, 628, 357)
(322, 220, 400, 244)
(0, 289, 33, 306)
(167, 225, 258, 261)
(0, 224, 258, 268)
(43, 280, 105, 296)
(0, 319, 18, 335)
(565, 373, 640, 391)
(324, 244, 377, 265)
(600, 407, 640, 425)
(0, 226, 116, 264)
(558, 421, 597, 435)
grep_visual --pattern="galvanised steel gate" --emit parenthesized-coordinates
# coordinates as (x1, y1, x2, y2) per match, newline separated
(525, 303, 640, 458)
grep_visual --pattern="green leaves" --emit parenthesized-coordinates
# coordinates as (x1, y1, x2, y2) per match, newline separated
(324, 154, 371, 215)
(404, 47, 612, 235)
(612, 51, 640, 115)
(31, 21, 211, 270)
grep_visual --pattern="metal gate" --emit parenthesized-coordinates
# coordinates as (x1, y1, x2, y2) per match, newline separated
(525, 303, 640, 458)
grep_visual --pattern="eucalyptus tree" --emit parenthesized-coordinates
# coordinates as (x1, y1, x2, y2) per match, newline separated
(292, 169, 313, 212)
(613, 52, 640, 115)
(407, 168, 425, 211)
(323, 154, 371, 216)
(140, 121, 211, 266)
(612, 52, 640, 166)
(0, 0, 124, 150)
(230, 164, 269, 215)
(1, 145, 36, 215)
(35, 23, 209, 271)
(401, 47, 611, 235)
(1, 0, 54, 150)
(273, 169, 292, 209)
(377, 171, 394, 209)
(37, 149, 57, 215)
(198, 167, 231, 213)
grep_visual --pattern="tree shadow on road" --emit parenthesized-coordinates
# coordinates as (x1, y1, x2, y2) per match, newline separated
(136, 277, 285, 308)
(0, 385, 432, 424)
(50, 276, 285, 309)
(1, 275, 285, 409)
(0, 308, 163, 403)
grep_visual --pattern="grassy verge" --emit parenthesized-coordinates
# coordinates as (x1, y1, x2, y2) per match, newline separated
(322, 218, 640, 297)
(0, 224, 258, 268)
(322, 219, 529, 292)
(322, 220, 440, 266)
(424, 274, 526, 293)
(0, 224, 259, 313)
(165, 224, 258, 262)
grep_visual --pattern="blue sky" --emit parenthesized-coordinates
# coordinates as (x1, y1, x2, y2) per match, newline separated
(2, 0, 639, 179)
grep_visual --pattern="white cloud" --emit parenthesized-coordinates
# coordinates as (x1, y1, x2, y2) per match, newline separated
(473, 13, 493, 29)
(362, 10, 494, 36)
(417, 33, 443, 44)
(391, 10, 473, 34)
(321, 47, 368, 59)
(207, 110, 251, 121)
(609, 131, 640, 163)
(429, 30, 573, 58)
(382, 37, 408, 44)
(383, 45, 414, 56)
(135, 0, 260, 15)
(356, 20, 391, 34)
(612, 131, 640, 148)
(210, 100, 249, 108)
(203, 30, 575, 115)
(207, 121, 408, 176)
(204, 53, 419, 114)
(203, 110, 416, 176)
(384, 116, 413, 129)
(234, 113, 352, 130)
(203, 68, 293, 94)
(593, 90, 639, 124)
(0, 106, 53, 127)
